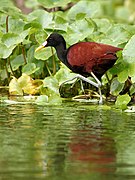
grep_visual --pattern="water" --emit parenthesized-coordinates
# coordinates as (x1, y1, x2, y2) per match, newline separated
(0, 100, 135, 179)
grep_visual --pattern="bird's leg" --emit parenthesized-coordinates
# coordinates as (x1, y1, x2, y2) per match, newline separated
(71, 79, 85, 94)
(90, 72, 102, 86)
(60, 76, 79, 87)
(60, 73, 103, 103)
(74, 74, 103, 103)
(59, 76, 80, 94)
(80, 80, 85, 94)
(90, 72, 102, 104)
(60, 74, 98, 90)
(74, 74, 99, 88)
(60, 76, 85, 95)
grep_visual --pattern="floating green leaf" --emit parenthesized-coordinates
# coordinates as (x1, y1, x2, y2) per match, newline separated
(115, 94, 131, 110)
(48, 94, 62, 104)
(35, 94, 62, 105)
(35, 95, 49, 105)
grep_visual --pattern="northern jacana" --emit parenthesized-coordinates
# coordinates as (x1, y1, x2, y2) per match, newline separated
(35, 33, 122, 103)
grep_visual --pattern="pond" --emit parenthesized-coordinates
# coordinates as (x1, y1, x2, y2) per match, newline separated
(0, 99, 135, 179)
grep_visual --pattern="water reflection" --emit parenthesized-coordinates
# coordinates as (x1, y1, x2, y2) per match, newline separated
(69, 130, 116, 173)
(0, 102, 135, 179)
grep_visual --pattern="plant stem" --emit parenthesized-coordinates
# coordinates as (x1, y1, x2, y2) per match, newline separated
(51, 47, 56, 75)
(5, 61, 10, 83)
(21, 44, 27, 64)
(5, 16, 9, 79)
(5, 15, 15, 77)
(105, 73, 111, 85)
(6, 15, 9, 32)
(8, 57, 15, 76)
(45, 62, 52, 76)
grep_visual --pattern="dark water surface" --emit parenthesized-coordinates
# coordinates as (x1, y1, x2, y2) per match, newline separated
(0, 101, 135, 179)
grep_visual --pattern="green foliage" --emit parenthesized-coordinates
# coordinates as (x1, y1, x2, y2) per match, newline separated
(9, 73, 43, 95)
(67, 1, 103, 20)
(0, 0, 135, 108)
(110, 77, 124, 96)
(37, 0, 77, 9)
(115, 94, 131, 110)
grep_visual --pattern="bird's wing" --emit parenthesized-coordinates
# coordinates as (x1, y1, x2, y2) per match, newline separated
(67, 42, 122, 69)
(67, 42, 122, 77)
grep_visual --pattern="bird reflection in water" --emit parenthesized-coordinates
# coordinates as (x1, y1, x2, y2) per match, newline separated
(68, 126, 116, 174)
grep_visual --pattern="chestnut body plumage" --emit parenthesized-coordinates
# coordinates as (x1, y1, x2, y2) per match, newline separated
(35, 33, 123, 103)
(67, 42, 122, 79)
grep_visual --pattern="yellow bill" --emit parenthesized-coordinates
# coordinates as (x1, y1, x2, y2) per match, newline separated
(35, 41, 47, 52)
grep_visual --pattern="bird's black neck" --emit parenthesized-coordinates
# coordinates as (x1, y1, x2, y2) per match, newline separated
(55, 42, 68, 65)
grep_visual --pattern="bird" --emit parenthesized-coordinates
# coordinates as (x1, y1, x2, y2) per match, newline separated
(35, 33, 123, 103)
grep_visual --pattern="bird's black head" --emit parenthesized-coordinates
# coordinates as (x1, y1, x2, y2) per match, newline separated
(45, 33, 66, 48)
(35, 33, 67, 61)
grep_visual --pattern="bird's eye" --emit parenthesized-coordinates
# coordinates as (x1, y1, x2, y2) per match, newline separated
(48, 37, 52, 41)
